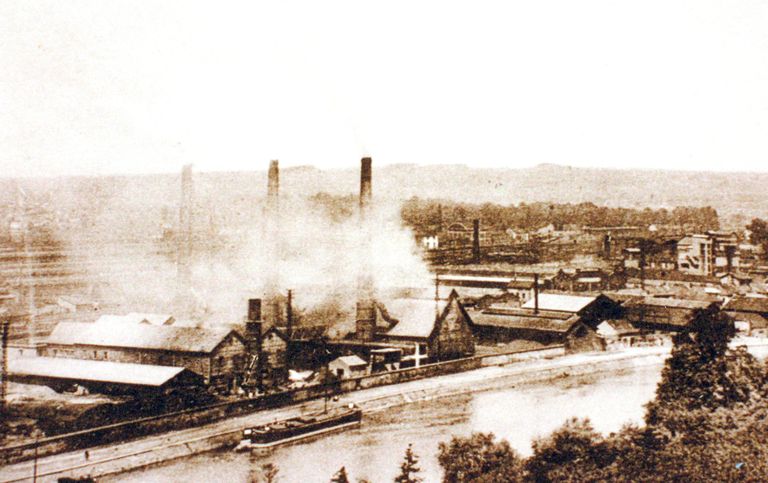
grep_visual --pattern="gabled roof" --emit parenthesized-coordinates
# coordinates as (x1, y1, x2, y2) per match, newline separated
(95, 313, 174, 326)
(384, 298, 447, 338)
(47, 322, 241, 353)
(127, 313, 175, 326)
(724, 296, 768, 314)
(521, 294, 597, 313)
(331, 355, 367, 367)
(597, 319, 639, 337)
(9, 357, 196, 387)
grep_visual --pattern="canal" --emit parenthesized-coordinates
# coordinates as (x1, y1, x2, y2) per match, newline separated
(107, 363, 663, 482)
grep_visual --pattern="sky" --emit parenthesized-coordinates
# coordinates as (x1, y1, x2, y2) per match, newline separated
(1, 0, 767, 178)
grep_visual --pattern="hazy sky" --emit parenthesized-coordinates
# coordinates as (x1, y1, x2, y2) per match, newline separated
(2, 1, 767, 178)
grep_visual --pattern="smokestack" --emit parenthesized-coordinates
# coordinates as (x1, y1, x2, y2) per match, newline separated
(360, 157, 372, 211)
(472, 219, 481, 263)
(264, 160, 281, 326)
(177, 164, 193, 289)
(286, 289, 293, 339)
(533, 273, 539, 314)
(245, 299, 263, 390)
(356, 157, 376, 341)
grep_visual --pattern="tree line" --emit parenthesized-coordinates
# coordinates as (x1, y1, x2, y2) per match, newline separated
(258, 307, 764, 482)
(401, 198, 720, 233)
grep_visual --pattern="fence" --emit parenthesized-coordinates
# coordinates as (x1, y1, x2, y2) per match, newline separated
(0, 344, 564, 465)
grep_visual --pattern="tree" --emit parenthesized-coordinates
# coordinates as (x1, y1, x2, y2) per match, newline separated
(525, 418, 605, 483)
(747, 217, 768, 258)
(437, 432, 523, 483)
(259, 463, 279, 483)
(330, 466, 350, 483)
(395, 444, 422, 483)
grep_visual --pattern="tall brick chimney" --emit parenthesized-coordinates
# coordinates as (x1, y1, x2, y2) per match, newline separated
(472, 219, 481, 263)
(356, 157, 376, 341)
(263, 160, 281, 326)
(245, 298, 263, 389)
(177, 164, 193, 297)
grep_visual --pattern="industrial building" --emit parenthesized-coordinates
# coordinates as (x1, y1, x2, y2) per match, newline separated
(40, 322, 247, 388)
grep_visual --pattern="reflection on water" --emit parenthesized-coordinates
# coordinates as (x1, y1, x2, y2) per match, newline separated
(107, 365, 662, 483)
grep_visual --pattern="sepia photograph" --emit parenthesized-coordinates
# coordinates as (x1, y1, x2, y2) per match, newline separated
(2, 1, 768, 481)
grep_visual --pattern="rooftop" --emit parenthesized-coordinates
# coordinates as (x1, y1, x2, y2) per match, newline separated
(521, 294, 597, 313)
(470, 310, 580, 333)
(9, 357, 192, 387)
(332, 355, 367, 367)
(384, 298, 448, 338)
(724, 296, 768, 314)
(47, 322, 238, 353)
(624, 297, 717, 310)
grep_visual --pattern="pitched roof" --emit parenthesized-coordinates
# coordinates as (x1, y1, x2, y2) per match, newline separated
(470, 310, 579, 333)
(332, 355, 367, 367)
(521, 294, 597, 313)
(724, 296, 768, 314)
(9, 357, 193, 387)
(95, 313, 174, 326)
(623, 297, 716, 310)
(597, 319, 639, 337)
(384, 298, 447, 338)
(47, 322, 239, 353)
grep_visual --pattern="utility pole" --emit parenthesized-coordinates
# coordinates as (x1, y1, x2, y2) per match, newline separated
(1, 318, 8, 423)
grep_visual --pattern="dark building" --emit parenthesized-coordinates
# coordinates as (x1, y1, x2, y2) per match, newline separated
(622, 296, 721, 333)
(723, 296, 768, 336)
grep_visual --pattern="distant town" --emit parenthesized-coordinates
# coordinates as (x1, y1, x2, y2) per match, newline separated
(2, 160, 768, 480)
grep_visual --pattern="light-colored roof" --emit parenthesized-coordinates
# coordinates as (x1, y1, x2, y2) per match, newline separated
(47, 322, 238, 353)
(9, 356, 188, 387)
(385, 298, 448, 338)
(96, 313, 175, 326)
(332, 355, 367, 367)
(127, 313, 175, 326)
(521, 294, 596, 313)
(439, 274, 514, 284)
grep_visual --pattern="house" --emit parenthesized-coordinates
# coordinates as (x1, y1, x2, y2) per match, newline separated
(41, 322, 247, 388)
(596, 319, 643, 349)
(328, 355, 368, 379)
(677, 232, 740, 276)
(378, 289, 475, 364)
(622, 296, 721, 333)
(723, 296, 768, 336)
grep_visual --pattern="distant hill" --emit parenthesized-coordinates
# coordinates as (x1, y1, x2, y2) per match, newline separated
(3, 163, 767, 227)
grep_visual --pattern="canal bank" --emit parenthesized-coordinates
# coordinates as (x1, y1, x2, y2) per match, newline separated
(5, 340, 767, 483)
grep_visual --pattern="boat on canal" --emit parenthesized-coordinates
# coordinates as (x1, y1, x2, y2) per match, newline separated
(235, 404, 362, 451)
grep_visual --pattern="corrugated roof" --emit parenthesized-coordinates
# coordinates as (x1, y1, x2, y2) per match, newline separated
(9, 357, 187, 387)
(47, 322, 237, 353)
(385, 298, 447, 338)
(597, 319, 638, 337)
(521, 294, 596, 313)
(470, 311, 579, 333)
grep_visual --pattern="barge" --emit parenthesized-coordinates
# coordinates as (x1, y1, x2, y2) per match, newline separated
(235, 404, 362, 451)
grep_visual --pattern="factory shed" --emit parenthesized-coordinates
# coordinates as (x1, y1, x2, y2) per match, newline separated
(723, 296, 768, 335)
(41, 322, 247, 387)
(623, 297, 721, 333)
(469, 308, 604, 352)
(8, 357, 203, 394)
